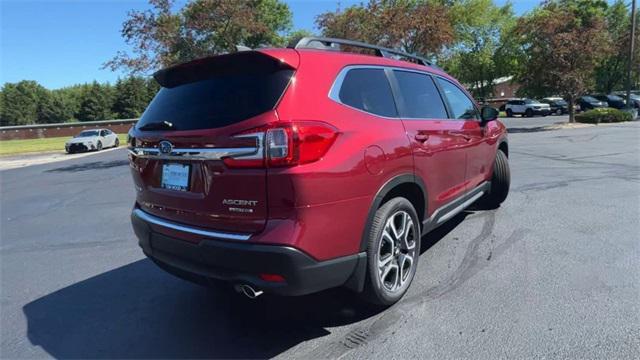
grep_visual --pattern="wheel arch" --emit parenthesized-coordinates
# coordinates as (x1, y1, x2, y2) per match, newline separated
(498, 140, 509, 158)
(358, 174, 427, 252)
(344, 174, 428, 293)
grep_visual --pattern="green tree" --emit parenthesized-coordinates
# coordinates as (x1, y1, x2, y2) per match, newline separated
(113, 77, 150, 118)
(54, 84, 88, 121)
(104, 0, 293, 74)
(284, 29, 316, 47)
(77, 82, 114, 121)
(316, 0, 454, 58)
(594, 0, 639, 93)
(0, 81, 47, 126)
(441, 0, 517, 99)
(145, 78, 160, 103)
(515, 0, 610, 122)
(37, 91, 73, 123)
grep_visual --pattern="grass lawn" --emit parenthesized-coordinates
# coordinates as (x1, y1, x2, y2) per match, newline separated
(0, 134, 127, 156)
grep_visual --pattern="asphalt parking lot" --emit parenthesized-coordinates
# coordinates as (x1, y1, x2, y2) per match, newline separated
(1, 115, 639, 359)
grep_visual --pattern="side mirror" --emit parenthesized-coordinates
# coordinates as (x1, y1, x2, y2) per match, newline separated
(480, 106, 499, 125)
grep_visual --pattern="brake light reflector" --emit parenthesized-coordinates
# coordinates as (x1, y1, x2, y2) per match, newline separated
(259, 273, 286, 283)
(223, 121, 338, 168)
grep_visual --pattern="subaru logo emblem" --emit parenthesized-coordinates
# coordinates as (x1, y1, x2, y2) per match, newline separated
(158, 141, 173, 154)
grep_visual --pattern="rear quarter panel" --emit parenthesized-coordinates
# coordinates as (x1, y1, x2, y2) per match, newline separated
(268, 51, 414, 260)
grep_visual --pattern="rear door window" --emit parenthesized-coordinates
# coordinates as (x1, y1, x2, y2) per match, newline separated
(436, 78, 480, 120)
(338, 69, 398, 117)
(393, 70, 448, 119)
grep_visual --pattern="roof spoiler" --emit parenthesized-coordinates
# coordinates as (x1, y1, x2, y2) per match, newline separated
(153, 51, 295, 88)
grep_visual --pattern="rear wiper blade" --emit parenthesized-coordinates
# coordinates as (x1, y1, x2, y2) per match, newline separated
(138, 121, 175, 131)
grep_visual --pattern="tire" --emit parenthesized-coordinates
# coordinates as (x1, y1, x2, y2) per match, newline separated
(525, 108, 533, 117)
(556, 109, 562, 115)
(96, 141, 103, 151)
(361, 197, 421, 306)
(115, 138, 120, 148)
(506, 109, 513, 117)
(481, 150, 510, 209)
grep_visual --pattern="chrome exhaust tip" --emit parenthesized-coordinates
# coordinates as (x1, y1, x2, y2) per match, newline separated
(234, 284, 263, 299)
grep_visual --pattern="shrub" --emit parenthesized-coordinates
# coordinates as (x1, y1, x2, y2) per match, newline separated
(575, 108, 633, 124)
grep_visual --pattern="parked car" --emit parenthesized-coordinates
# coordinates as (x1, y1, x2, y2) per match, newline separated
(127, 37, 510, 305)
(540, 97, 569, 115)
(592, 94, 626, 109)
(612, 91, 640, 108)
(504, 98, 551, 117)
(578, 96, 608, 111)
(628, 94, 640, 108)
(65, 128, 119, 153)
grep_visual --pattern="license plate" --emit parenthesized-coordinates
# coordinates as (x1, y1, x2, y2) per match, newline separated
(161, 163, 190, 191)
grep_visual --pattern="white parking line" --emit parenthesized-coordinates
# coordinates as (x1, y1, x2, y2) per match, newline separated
(0, 146, 124, 171)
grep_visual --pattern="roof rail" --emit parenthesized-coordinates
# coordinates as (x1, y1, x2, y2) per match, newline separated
(290, 37, 433, 67)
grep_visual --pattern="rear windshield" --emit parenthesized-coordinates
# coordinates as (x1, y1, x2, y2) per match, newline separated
(138, 53, 294, 131)
(138, 70, 292, 131)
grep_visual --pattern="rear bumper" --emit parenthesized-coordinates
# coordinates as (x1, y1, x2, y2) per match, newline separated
(131, 208, 364, 296)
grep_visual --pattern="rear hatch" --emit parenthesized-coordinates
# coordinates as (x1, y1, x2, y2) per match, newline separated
(128, 50, 297, 234)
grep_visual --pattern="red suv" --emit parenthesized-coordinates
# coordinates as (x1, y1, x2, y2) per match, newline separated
(128, 37, 510, 305)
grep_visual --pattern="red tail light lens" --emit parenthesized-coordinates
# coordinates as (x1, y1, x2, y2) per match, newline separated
(223, 121, 338, 168)
(294, 122, 339, 165)
(259, 273, 286, 283)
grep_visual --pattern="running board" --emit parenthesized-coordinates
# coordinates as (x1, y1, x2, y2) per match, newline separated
(422, 181, 490, 233)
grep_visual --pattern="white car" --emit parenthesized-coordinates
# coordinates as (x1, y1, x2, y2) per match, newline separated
(65, 128, 120, 153)
(505, 98, 551, 117)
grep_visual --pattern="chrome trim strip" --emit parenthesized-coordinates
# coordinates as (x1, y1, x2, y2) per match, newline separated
(128, 146, 258, 160)
(132, 208, 252, 241)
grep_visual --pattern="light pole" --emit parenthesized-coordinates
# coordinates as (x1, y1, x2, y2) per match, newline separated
(626, 0, 636, 110)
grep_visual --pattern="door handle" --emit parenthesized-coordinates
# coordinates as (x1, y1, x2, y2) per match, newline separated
(414, 134, 429, 142)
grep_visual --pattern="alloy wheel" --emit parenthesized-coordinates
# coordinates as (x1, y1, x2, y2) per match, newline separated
(377, 210, 417, 293)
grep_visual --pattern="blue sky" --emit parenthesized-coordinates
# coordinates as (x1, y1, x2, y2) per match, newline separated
(1, 0, 539, 89)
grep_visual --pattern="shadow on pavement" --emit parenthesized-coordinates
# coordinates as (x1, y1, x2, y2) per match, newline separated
(46, 160, 129, 173)
(23, 213, 468, 358)
(22, 259, 381, 359)
(420, 211, 470, 254)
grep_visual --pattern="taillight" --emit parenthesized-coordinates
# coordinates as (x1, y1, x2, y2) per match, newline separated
(223, 121, 338, 168)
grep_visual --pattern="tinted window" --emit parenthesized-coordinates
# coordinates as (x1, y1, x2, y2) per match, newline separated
(393, 71, 448, 119)
(436, 79, 479, 120)
(137, 69, 293, 131)
(338, 69, 397, 117)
